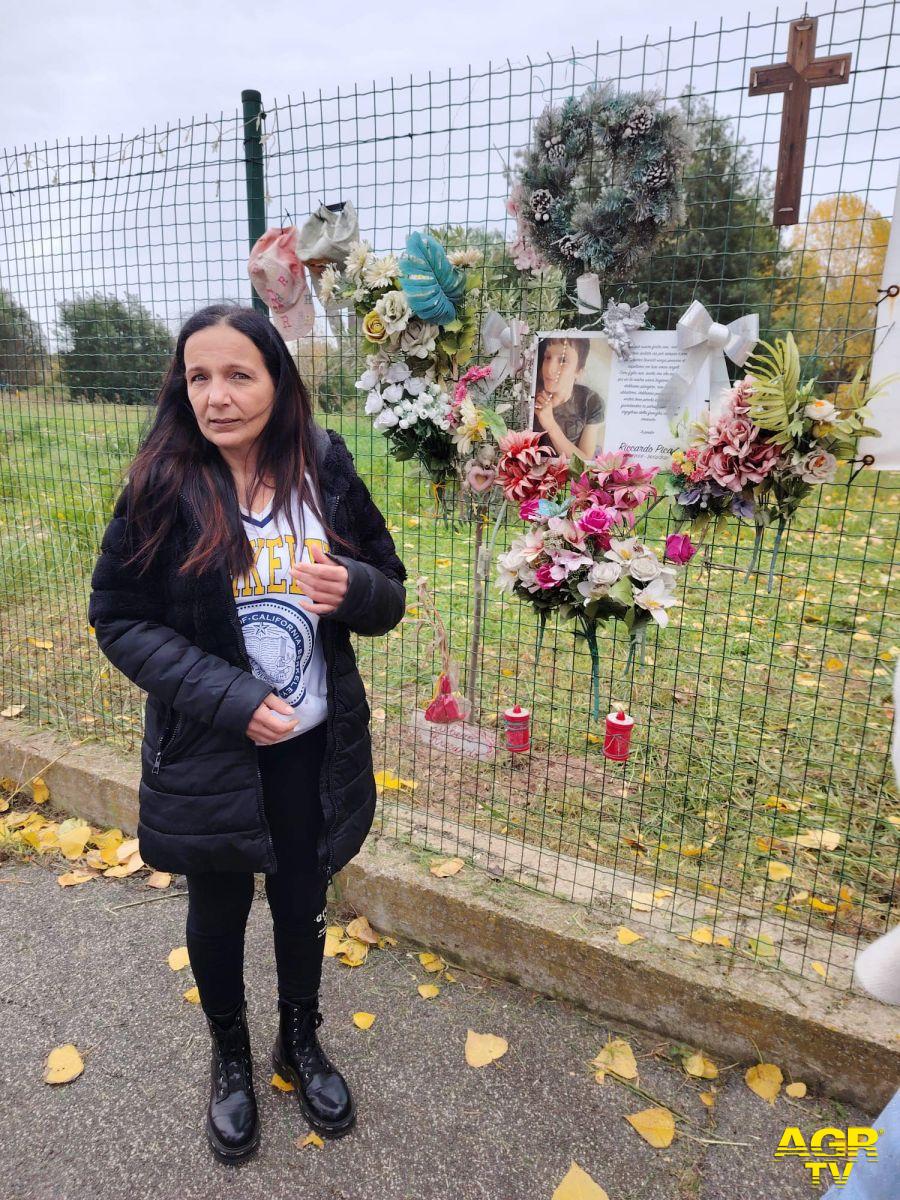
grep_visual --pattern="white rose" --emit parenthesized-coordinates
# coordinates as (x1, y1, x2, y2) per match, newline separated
(364, 390, 384, 415)
(372, 407, 399, 430)
(804, 398, 838, 423)
(374, 290, 411, 336)
(793, 449, 838, 484)
(592, 561, 623, 586)
(385, 361, 411, 384)
(629, 554, 662, 583)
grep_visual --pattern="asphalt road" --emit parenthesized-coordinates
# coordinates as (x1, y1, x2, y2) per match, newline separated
(0, 853, 870, 1199)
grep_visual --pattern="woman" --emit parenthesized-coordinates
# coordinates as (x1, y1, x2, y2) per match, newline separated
(88, 303, 407, 1164)
(532, 335, 604, 460)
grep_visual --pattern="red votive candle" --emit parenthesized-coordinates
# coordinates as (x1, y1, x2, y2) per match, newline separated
(603, 709, 634, 761)
(503, 704, 531, 753)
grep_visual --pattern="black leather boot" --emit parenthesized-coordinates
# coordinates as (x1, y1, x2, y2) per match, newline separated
(204, 999, 260, 1163)
(272, 996, 356, 1137)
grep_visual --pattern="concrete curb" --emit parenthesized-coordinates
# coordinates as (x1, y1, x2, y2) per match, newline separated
(2, 720, 898, 1112)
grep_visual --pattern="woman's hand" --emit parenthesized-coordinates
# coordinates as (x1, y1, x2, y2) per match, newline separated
(290, 544, 350, 614)
(534, 389, 562, 431)
(246, 693, 300, 744)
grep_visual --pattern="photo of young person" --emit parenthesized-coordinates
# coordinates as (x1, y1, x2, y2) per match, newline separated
(529, 332, 610, 460)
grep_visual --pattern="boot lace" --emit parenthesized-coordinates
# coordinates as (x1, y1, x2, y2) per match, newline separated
(288, 1007, 335, 1080)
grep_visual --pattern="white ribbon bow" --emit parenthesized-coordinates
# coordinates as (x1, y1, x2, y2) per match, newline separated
(575, 272, 603, 317)
(480, 312, 529, 392)
(658, 300, 759, 414)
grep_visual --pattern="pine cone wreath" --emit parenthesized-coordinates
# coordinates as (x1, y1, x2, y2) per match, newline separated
(530, 188, 554, 222)
(623, 105, 655, 139)
(642, 157, 673, 190)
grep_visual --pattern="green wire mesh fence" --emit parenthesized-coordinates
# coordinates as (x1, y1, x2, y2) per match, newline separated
(1, 1, 898, 991)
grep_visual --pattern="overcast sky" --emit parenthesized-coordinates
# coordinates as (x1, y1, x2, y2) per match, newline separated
(3, 0, 789, 151)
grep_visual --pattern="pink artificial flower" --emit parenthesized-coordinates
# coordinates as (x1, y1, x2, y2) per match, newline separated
(577, 505, 617, 537)
(547, 548, 594, 581)
(665, 533, 698, 565)
(497, 430, 569, 503)
(518, 496, 541, 521)
(454, 364, 493, 403)
(533, 561, 557, 589)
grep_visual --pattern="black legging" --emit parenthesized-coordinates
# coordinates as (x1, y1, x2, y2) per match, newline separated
(184, 719, 329, 1021)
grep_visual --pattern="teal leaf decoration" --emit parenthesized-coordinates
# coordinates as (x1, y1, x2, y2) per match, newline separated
(397, 232, 466, 324)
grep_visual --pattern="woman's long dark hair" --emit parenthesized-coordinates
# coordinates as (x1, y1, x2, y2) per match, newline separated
(118, 303, 355, 580)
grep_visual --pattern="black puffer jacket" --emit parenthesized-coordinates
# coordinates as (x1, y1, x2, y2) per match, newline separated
(88, 424, 407, 882)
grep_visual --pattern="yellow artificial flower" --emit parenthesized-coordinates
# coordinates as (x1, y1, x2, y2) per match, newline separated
(362, 310, 388, 343)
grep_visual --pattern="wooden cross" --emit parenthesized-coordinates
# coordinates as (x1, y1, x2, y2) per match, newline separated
(748, 16, 852, 226)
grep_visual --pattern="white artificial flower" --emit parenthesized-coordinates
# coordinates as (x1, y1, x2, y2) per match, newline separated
(355, 368, 381, 391)
(382, 382, 404, 403)
(400, 320, 439, 359)
(406, 375, 427, 396)
(374, 289, 411, 336)
(448, 248, 483, 268)
(372, 407, 399, 430)
(793, 449, 838, 484)
(364, 390, 384, 415)
(634, 576, 680, 627)
(344, 240, 373, 282)
(804, 398, 838, 423)
(316, 264, 341, 306)
(629, 553, 662, 583)
(385, 361, 411, 384)
(605, 537, 644, 566)
(363, 253, 399, 289)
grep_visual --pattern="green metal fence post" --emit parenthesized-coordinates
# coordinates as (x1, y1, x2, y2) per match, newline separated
(241, 89, 268, 314)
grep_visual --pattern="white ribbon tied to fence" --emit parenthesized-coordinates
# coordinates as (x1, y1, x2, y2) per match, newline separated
(480, 311, 529, 392)
(658, 299, 759, 415)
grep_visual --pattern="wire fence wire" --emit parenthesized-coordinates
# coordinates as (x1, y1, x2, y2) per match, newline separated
(1, 1, 898, 992)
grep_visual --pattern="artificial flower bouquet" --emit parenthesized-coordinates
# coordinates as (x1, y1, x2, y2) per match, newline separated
(494, 433, 687, 709)
(327, 230, 512, 499)
(659, 333, 879, 590)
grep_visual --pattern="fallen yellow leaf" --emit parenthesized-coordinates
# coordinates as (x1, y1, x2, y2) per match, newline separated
(551, 1161, 609, 1200)
(417, 984, 440, 999)
(57, 871, 95, 887)
(168, 946, 190, 971)
(790, 829, 842, 852)
(811, 961, 827, 979)
(684, 1052, 718, 1080)
(32, 777, 50, 804)
(745, 1062, 783, 1104)
(345, 916, 380, 945)
(625, 1106, 676, 1148)
(617, 927, 644, 946)
(690, 926, 714, 945)
(699, 1091, 716, 1107)
(464, 1029, 508, 1067)
(183, 986, 200, 1004)
(57, 817, 92, 860)
(146, 871, 172, 889)
(785, 1082, 807, 1098)
(767, 861, 792, 882)
(430, 857, 465, 878)
(43, 1043, 84, 1084)
(297, 1131, 324, 1148)
(418, 951, 446, 973)
(592, 1037, 637, 1081)
(352, 1012, 376, 1029)
(271, 1072, 294, 1092)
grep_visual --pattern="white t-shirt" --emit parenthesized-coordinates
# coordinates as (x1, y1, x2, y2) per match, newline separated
(234, 483, 329, 740)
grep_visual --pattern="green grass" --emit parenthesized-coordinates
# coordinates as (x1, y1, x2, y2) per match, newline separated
(2, 391, 898, 982)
